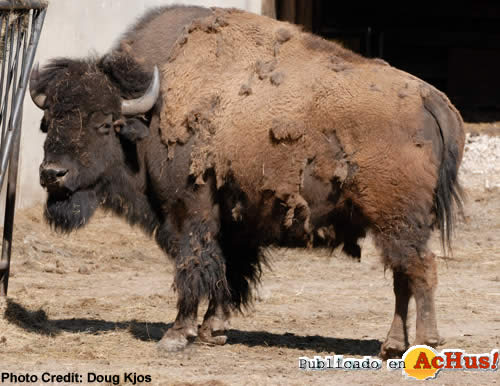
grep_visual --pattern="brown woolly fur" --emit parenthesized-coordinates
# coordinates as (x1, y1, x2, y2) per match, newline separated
(32, 6, 464, 354)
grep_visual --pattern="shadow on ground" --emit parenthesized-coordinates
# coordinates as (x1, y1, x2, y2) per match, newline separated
(4, 299, 381, 355)
(3, 298, 170, 341)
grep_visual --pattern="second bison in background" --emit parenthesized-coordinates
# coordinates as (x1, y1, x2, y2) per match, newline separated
(29, 6, 464, 358)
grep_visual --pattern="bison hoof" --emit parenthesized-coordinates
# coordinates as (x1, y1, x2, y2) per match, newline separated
(415, 336, 445, 348)
(199, 332, 228, 346)
(198, 326, 228, 346)
(380, 338, 408, 360)
(157, 330, 190, 352)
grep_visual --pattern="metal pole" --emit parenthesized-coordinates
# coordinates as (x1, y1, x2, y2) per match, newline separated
(0, 14, 23, 296)
(0, 1, 48, 11)
(1, 20, 16, 139)
(0, 105, 21, 295)
(0, 8, 45, 191)
(0, 7, 46, 295)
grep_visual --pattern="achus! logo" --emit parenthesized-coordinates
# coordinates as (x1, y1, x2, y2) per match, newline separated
(390, 345, 499, 380)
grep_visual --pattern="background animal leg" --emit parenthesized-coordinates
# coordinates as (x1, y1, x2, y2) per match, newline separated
(199, 298, 230, 345)
(219, 232, 263, 310)
(380, 270, 411, 359)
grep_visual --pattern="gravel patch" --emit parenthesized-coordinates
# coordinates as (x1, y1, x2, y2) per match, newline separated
(459, 134, 500, 190)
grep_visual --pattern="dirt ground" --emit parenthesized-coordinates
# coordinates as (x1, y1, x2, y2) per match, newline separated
(0, 130, 499, 385)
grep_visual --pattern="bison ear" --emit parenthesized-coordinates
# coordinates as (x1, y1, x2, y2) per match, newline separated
(115, 118, 149, 142)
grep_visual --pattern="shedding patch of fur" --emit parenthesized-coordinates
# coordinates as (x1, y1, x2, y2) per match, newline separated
(187, 12, 228, 34)
(216, 33, 224, 57)
(162, 120, 192, 145)
(186, 95, 219, 135)
(398, 83, 410, 98)
(239, 72, 255, 97)
(166, 8, 231, 64)
(273, 27, 292, 57)
(168, 30, 192, 63)
(256, 59, 277, 80)
(270, 120, 304, 142)
(270, 71, 285, 86)
(187, 96, 220, 185)
(275, 27, 292, 43)
(328, 56, 351, 72)
(239, 84, 252, 96)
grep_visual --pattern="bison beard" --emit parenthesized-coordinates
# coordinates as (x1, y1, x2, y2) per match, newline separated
(45, 189, 99, 233)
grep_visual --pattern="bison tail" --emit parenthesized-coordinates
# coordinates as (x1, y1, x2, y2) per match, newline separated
(423, 87, 465, 254)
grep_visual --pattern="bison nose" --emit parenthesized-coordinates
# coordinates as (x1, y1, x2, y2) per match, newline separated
(39, 164, 68, 188)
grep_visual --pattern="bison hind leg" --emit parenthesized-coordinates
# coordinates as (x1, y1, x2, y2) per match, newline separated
(374, 218, 442, 359)
(380, 269, 411, 359)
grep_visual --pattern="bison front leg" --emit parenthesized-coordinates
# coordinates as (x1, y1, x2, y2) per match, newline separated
(156, 243, 203, 352)
(156, 206, 229, 352)
(159, 294, 198, 352)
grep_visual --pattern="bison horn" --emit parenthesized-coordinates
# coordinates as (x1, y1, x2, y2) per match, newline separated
(29, 63, 47, 109)
(121, 66, 160, 116)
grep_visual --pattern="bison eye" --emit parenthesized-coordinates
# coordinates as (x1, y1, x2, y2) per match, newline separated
(40, 118, 49, 133)
(40, 110, 50, 133)
(97, 123, 111, 135)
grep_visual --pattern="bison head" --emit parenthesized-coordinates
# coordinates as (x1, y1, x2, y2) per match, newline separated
(29, 55, 160, 232)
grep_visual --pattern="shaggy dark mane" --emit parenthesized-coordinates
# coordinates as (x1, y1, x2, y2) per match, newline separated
(33, 57, 98, 96)
(33, 57, 119, 116)
(34, 54, 155, 114)
(98, 53, 153, 100)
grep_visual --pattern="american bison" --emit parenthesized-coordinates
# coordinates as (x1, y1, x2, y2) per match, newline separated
(29, 6, 464, 358)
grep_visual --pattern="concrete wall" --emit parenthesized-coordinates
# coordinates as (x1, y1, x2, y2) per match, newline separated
(17, 0, 262, 209)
